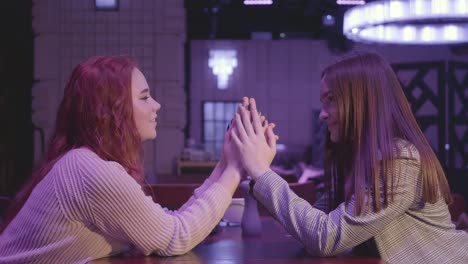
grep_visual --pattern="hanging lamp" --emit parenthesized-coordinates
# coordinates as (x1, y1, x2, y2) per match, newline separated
(343, 0, 468, 44)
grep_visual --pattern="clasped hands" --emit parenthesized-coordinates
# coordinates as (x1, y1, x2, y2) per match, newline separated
(221, 97, 279, 181)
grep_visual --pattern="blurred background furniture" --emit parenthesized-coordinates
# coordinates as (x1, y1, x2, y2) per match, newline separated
(144, 181, 316, 217)
(0, 195, 11, 223)
(449, 193, 466, 222)
(144, 184, 199, 211)
(252, 180, 316, 216)
(176, 157, 217, 175)
(449, 193, 468, 232)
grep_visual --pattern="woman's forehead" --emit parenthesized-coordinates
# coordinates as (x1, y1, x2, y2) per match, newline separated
(320, 79, 330, 94)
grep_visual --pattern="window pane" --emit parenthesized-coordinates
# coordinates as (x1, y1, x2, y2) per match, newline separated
(204, 102, 214, 121)
(204, 142, 215, 156)
(215, 102, 224, 120)
(215, 121, 224, 142)
(225, 103, 236, 120)
(214, 142, 223, 158)
(203, 101, 238, 157)
(204, 121, 214, 141)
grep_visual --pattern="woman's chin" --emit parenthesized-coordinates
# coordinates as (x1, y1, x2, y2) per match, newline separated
(141, 132, 157, 142)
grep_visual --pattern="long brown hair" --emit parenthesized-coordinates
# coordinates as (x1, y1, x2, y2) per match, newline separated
(321, 52, 451, 215)
(1, 56, 145, 233)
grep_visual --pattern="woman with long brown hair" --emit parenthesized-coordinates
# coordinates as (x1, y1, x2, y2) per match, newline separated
(230, 52, 468, 263)
(0, 56, 244, 263)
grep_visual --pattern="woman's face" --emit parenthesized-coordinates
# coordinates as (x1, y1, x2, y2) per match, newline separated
(131, 68, 161, 141)
(319, 78, 339, 143)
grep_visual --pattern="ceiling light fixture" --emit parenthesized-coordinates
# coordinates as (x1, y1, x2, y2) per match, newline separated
(343, 0, 468, 44)
(337, 0, 365, 5)
(243, 0, 273, 5)
(208, 50, 238, 90)
(95, 0, 119, 11)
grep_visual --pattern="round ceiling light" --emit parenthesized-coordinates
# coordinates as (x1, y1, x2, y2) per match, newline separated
(343, 0, 468, 44)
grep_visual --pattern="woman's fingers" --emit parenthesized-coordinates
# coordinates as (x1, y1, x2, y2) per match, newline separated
(234, 112, 248, 141)
(242, 96, 249, 107)
(266, 123, 278, 150)
(235, 96, 270, 141)
(238, 104, 255, 136)
(230, 128, 242, 147)
(260, 116, 267, 133)
(262, 119, 268, 133)
(248, 98, 264, 136)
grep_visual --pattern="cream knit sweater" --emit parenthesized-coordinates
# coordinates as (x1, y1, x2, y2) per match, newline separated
(0, 148, 232, 263)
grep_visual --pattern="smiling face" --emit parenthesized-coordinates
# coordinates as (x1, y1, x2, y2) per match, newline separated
(319, 78, 339, 143)
(131, 68, 161, 141)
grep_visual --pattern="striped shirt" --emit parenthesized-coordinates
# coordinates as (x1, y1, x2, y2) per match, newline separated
(0, 148, 231, 263)
(253, 141, 468, 263)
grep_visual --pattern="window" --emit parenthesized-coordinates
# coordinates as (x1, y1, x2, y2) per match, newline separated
(203, 101, 238, 158)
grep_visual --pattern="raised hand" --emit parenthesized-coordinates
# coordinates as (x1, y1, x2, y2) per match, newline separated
(230, 98, 278, 180)
(221, 124, 242, 171)
(219, 97, 251, 174)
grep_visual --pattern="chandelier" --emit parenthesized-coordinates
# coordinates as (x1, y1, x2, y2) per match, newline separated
(343, 0, 468, 44)
(208, 50, 238, 90)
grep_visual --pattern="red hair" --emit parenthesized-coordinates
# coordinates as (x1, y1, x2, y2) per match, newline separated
(1, 56, 145, 233)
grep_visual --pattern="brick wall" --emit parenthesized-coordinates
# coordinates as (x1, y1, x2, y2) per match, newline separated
(32, 0, 186, 181)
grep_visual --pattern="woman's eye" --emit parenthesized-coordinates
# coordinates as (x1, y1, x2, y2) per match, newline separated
(141, 96, 150, 101)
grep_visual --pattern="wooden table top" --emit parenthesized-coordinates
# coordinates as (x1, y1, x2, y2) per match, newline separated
(93, 218, 382, 264)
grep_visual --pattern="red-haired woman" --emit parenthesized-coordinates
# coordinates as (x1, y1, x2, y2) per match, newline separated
(231, 53, 468, 263)
(0, 56, 242, 263)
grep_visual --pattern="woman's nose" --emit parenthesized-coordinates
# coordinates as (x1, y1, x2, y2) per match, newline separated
(153, 99, 161, 112)
(319, 109, 328, 122)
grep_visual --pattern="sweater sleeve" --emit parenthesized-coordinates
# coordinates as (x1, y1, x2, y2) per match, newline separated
(252, 146, 421, 257)
(59, 150, 232, 257)
(175, 162, 224, 213)
(161, 177, 215, 215)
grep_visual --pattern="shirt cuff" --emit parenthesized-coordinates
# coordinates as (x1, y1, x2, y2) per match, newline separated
(252, 170, 286, 197)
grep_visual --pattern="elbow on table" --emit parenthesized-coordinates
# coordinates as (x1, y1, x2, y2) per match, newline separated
(150, 245, 194, 257)
(304, 241, 341, 257)
(307, 248, 337, 258)
(138, 235, 195, 257)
